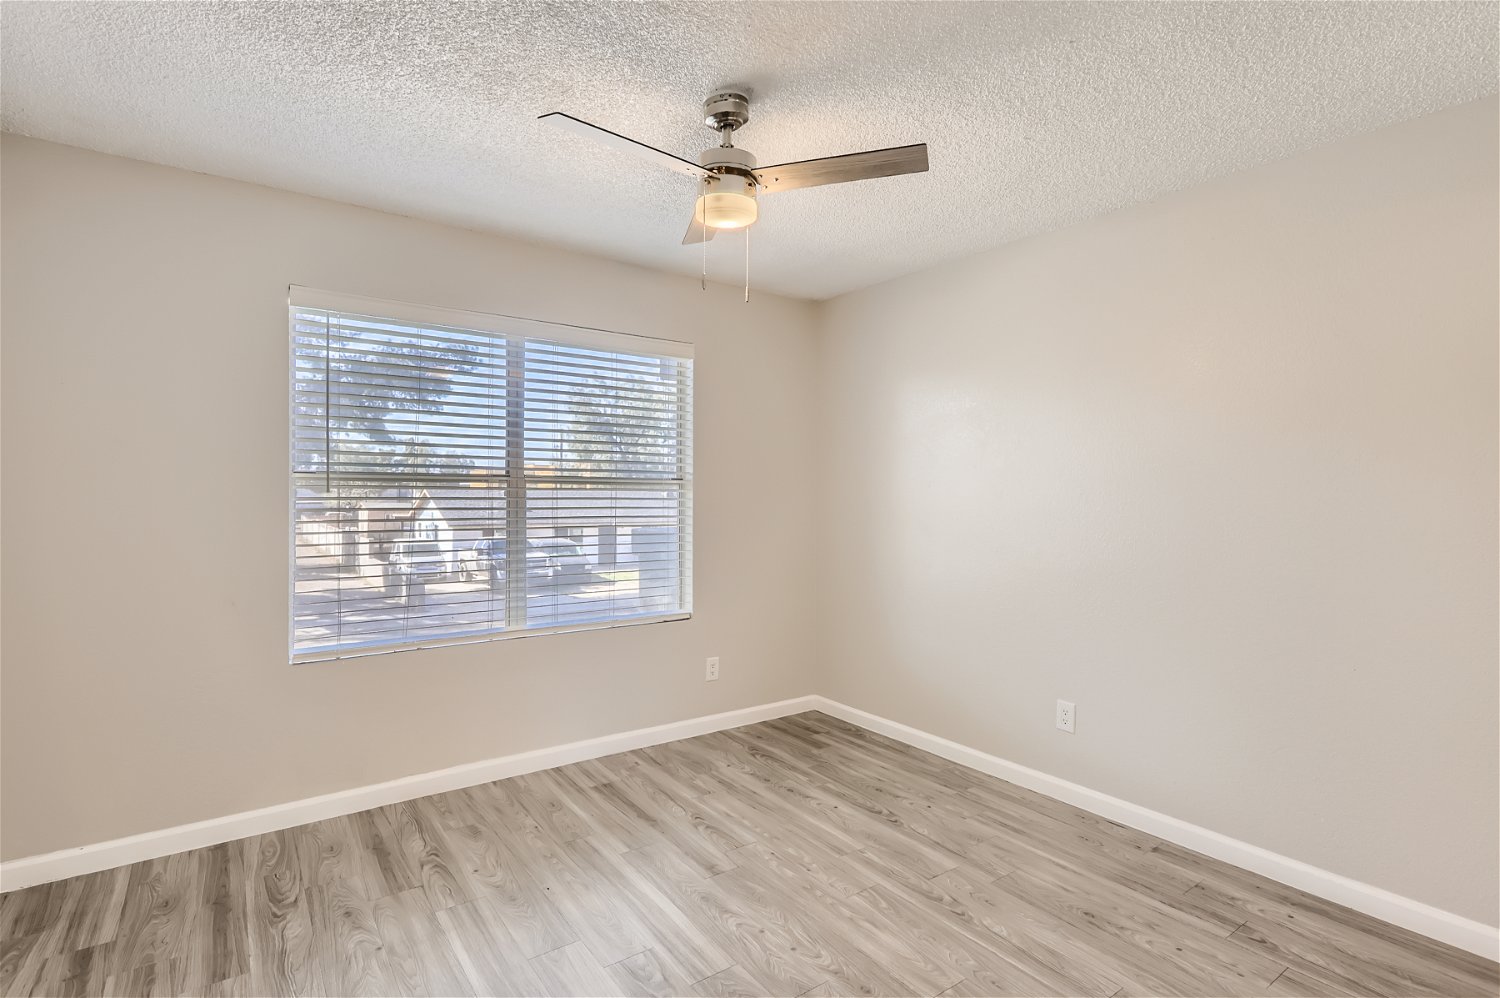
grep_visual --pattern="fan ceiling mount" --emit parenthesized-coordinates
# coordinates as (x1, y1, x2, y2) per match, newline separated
(539, 91, 930, 246)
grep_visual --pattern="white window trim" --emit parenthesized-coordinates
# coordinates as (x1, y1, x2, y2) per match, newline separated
(291, 288, 694, 358)
(287, 287, 694, 664)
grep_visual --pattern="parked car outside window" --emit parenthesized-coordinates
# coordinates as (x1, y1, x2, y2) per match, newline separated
(389, 539, 447, 601)
(457, 537, 596, 588)
(528, 538, 593, 586)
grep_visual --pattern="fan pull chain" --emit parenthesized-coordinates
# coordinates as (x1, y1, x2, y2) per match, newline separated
(744, 222, 750, 303)
(700, 178, 708, 292)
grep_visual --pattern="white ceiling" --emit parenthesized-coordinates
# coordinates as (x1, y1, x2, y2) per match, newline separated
(2, 2, 1495, 300)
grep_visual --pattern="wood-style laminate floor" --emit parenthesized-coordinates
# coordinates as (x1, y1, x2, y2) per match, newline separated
(2, 712, 1496, 998)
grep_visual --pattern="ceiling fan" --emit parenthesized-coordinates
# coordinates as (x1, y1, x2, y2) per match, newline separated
(539, 91, 930, 247)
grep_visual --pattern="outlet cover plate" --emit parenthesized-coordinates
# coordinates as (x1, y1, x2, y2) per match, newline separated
(1056, 699, 1076, 733)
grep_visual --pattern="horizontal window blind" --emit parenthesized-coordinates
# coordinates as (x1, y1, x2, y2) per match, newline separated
(290, 289, 692, 661)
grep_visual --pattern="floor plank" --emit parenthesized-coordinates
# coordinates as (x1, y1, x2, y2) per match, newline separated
(530, 940, 627, 997)
(608, 947, 699, 998)
(1, 711, 1494, 997)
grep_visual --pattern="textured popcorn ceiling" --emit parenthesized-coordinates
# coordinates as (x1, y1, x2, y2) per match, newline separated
(2, 2, 1495, 300)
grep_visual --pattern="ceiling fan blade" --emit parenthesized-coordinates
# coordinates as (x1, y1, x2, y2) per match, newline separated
(681, 213, 717, 245)
(755, 143, 928, 193)
(539, 112, 710, 179)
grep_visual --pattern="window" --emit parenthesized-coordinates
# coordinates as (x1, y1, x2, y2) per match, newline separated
(290, 289, 693, 661)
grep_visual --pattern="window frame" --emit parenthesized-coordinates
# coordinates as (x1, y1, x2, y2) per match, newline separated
(288, 287, 694, 663)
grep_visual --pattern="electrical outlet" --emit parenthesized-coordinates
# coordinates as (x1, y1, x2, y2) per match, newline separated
(1056, 699, 1076, 733)
(705, 657, 720, 682)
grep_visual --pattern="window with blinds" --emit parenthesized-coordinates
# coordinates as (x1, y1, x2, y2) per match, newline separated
(290, 289, 693, 662)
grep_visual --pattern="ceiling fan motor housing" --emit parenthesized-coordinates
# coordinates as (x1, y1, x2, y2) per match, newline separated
(698, 145, 757, 175)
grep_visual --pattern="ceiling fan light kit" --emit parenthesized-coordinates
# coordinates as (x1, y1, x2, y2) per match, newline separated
(540, 90, 929, 299)
(695, 176, 758, 230)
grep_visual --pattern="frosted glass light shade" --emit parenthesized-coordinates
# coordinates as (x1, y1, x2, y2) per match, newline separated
(695, 174, 758, 229)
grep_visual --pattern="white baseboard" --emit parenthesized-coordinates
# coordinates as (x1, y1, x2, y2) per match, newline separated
(809, 696, 1500, 963)
(4, 692, 1495, 964)
(0, 695, 821, 894)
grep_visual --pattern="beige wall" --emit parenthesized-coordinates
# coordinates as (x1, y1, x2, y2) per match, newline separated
(814, 96, 1499, 924)
(0, 134, 820, 861)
